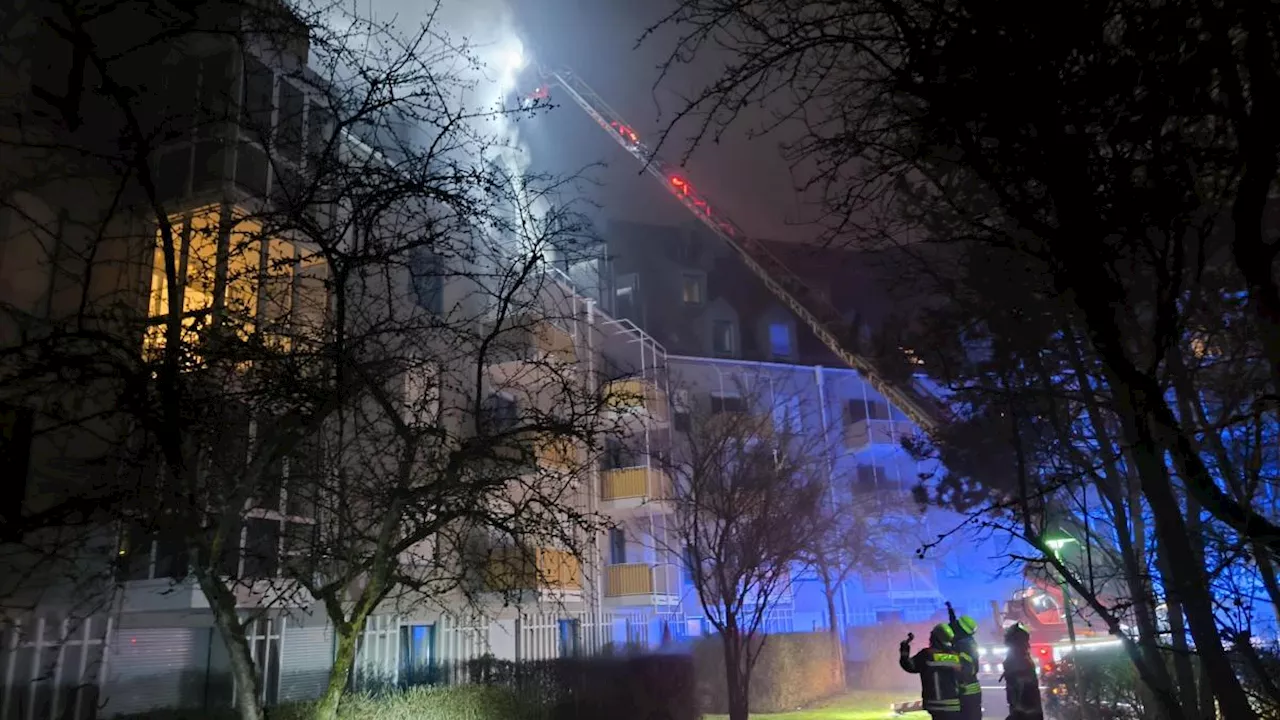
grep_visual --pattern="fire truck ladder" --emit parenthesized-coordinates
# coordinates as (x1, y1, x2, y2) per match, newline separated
(537, 66, 946, 432)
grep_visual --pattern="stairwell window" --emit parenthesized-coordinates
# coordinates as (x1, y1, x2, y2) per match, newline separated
(682, 273, 704, 304)
(712, 320, 735, 356)
(768, 322, 792, 358)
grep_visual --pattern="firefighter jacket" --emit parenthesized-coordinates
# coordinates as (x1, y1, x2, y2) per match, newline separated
(900, 646, 973, 713)
(1001, 650, 1044, 719)
(948, 622, 982, 697)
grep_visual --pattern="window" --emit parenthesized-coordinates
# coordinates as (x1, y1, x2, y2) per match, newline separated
(144, 207, 321, 357)
(710, 394, 746, 414)
(558, 619, 581, 658)
(277, 81, 304, 162)
(410, 246, 443, 313)
(682, 273, 704, 304)
(115, 523, 189, 581)
(854, 464, 879, 492)
(480, 394, 518, 433)
(243, 517, 281, 578)
(0, 404, 34, 512)
(772, 396, 802, 435)
(769, 322, 792, 358)
(712, 320, 735, 355)
(609, 528, 627, 564)
(400, 625, 436, 684)
(844, 398, 889, 425)
(241, 55, 275, 142)
(672, 389, 691, 432)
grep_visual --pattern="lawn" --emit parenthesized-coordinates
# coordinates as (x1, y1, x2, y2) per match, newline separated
(701, 691, 905, 720)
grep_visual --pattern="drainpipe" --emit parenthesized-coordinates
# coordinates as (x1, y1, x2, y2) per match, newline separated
(814, 366, 850, 636)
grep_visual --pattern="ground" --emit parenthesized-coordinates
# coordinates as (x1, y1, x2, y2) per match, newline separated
(702, 690, 1008, 719)
(701, 691, 906, 720)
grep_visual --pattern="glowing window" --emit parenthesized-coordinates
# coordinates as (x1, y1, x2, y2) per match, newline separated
(682, 274, 703, 304)
(768, 322, 791, 358)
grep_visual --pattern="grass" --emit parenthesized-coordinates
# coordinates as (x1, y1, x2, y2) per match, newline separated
(701, 691, 906, 720)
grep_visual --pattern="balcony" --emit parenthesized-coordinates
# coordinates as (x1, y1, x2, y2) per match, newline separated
(603, 563, 680, 608)
(600, 466, 673, 512)
(843, 418, 908, 455)
(489, 432, 580, 473)
(603, 378, 669, 425)
(485, 319, 577, 381)
(486, 547, 583, 595)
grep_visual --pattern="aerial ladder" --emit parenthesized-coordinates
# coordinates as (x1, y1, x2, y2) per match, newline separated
(525, 68, 947, 433)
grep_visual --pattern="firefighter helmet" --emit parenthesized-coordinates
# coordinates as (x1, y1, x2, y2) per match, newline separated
(929, 623, 955, 648)
(957, 614, 978, 636)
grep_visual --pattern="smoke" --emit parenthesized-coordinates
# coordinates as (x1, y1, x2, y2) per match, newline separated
(346, 0, 545, 238)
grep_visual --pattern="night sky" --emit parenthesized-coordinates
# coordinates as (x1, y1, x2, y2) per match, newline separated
(508, 0, 817, 244)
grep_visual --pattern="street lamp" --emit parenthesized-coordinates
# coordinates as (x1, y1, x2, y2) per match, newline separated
(1041, 531, 1079, 651)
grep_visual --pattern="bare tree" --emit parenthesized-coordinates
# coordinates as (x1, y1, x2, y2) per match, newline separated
(0, 2, 610, 719)
(663, 378, 826, 720)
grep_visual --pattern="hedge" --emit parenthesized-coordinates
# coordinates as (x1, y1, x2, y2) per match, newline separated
(693, 632, 843, 714)
(113, 655, 696, 720)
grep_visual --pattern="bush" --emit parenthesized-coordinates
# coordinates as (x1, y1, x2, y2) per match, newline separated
(113, 656, 695, 720)
(694, 632, 844, 714)
(113, 686, 537, 720)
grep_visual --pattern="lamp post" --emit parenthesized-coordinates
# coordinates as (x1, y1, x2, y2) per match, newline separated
(1043, 533, 1079, 653)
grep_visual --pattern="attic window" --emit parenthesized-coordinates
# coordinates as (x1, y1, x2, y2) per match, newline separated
(682, 274, 704, 304)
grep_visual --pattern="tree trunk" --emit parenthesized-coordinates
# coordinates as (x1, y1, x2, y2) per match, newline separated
(314, 622, 361, 720)
(819, 565, 845, 689)
(1154, 536, 1201, 716)
(198, 573, 263, 720)
(1136, 449, 1255, 720)
(722, 627, 750, 720)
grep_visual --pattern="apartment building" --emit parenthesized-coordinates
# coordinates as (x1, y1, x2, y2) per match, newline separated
(0, 4, 686, 719)
(662, 356, 1020, 637)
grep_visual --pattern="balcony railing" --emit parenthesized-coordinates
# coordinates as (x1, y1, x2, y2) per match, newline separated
(601, 466, 672, 502)
(603, 378, 669, 423)
(486, 319, 576, 366)
(486, 547, 582, 592)
(605, 563, 677, 598)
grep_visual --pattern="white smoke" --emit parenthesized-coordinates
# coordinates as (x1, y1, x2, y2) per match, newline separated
(324, 0, 546, 250)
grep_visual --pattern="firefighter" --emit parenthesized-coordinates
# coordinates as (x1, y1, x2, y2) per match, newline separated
(900, 623, 971, 719)
(946, 602, 983, 720)
(999, 622, 1044, 720)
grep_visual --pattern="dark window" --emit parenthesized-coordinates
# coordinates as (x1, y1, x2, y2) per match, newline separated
(712, 320, 735, 355)
(116, 523, 153, 581)
(156, 147, 192, 202)
(674, 410, 691, 433)
(243, 518, 281, 578)
(0, 404, 34, 512)
(558, 619, 581, 657)
(306, 102, 332, 170)
(285, 445, 319, 517)
(235, 141, 269, 196)
(192, 141, 226, 192)
(710, 394, 746, 414)
(217, 523, 242, 577)
(241, 56, 274, 142)
(854, 464, 879, 492)
(682, 274, 703, 304)
(609, 528, 626, 564)
(769, 322, 791, 358)
(683, 545, 697, 585)
(400, 625, 436, 684)
(480, 394, 518, 433)
(196, 51, 234, 139)
(845, 399, 887, 424)
(152, 528, 189, 579)
(277, 81, 304, 161)
(410, 246, 443, 313)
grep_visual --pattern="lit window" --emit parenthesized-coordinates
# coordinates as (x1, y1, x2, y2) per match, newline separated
(769, 322, 791, 358)
(682, 274, 704, 304)
(144, 206, 319, 358)
(712, 320, 735, 355)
